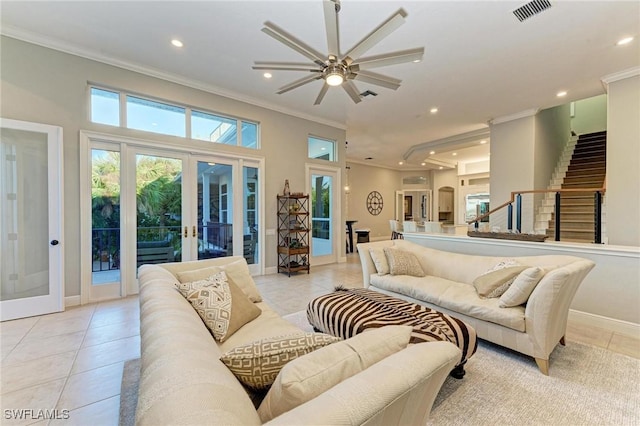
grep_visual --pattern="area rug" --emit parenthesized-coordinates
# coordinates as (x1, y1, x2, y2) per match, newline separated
(284, 310, 640, 425)
(119, 358, 140, 426)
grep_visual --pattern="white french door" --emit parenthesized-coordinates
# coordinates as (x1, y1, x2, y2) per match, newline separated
(81, 132, 264, 302)
(306, 164, 340, 266)
(1, 119, 64, 321)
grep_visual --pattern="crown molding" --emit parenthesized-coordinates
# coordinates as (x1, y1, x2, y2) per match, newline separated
(601, 66, 640, 89)
(0, 28, 347, 131)
(489, 108, 539, 125)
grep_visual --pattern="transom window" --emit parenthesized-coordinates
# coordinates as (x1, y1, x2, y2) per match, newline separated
(308, 136, 336, 161)
(89, 86, 259, 149)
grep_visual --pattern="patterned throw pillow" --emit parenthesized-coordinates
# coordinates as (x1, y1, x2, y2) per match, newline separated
(257, 325, 413, 422)
(220, 333, 341, 389)
(473, 264, 528, 298)
(383, 247, 425, 277)
(499, 267, 545, 307)
(176, 271, 261, 342)
(176, 260, 263, 302)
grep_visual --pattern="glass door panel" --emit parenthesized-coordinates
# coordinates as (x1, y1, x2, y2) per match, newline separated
(196, 161, 233, 260)
(311, 174, 333, 257)
(91, 149, 121, 285)
(136, 154, 183, 267)
(243, 166, 259, 265)
(1, 120, 63, 321)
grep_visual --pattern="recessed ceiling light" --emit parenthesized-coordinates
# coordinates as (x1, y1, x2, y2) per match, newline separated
(429, 151, 436, 155)
(430, 107, 438, 114)
(421, 162, 426, 166)
(171, 39, 183, 48)
(413, 59, 421, 63)
(398, 161, 404, 165)
(617, 36, 634, 46)
(452, 152, 457, 156)
(480, 140, 487, 144)
(557, 91, 567, 97)
(439, 166, 443, 170)
(263, 72, 272, 79)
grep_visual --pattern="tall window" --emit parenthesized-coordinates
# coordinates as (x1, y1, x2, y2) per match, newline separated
(308, 136, 336, 161)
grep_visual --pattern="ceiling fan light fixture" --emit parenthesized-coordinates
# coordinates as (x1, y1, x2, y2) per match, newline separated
(324, 63, 346, 86)
(326, 73, 344, 86)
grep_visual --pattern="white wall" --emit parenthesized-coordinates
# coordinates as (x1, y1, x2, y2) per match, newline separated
(571, 94, 607, 135)
(0, 36, 346, 297)
(606, 74, 640, 246)
(346, 162, 401, 240)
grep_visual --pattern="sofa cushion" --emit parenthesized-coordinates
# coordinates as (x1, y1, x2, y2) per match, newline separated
(370, 274, 526, 332)
(473, 266, 528, 298)
(384, 248, 425, 277)
(369, 247, 390, 275)
(176, 259, 263, 302)
(257, 325, 413, 422)
(499, 267, 545, 307)
(176, 271, 261, 342)
(220, 333, 341, 390)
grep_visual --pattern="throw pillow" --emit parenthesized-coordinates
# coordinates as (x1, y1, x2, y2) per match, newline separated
(384, 248, 425, 277)
(176, 271, 261, 342)
(220, 333, 341, 390)
(257, 325, 413, 422)
(499, 267, 545, 307)
(369, 247, 390, 275)
(473, 266, 528, 298)
(176, 259, 262, 302)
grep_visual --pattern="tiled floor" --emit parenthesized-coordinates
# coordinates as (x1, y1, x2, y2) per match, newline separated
(1, 253, 638, 425)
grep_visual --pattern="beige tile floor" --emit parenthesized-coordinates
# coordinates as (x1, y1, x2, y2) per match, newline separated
(1, 253, 638, 425)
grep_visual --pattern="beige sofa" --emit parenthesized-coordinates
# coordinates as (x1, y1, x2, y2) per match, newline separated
(357, 240, 595, 375)
(135, 256, 462, 425)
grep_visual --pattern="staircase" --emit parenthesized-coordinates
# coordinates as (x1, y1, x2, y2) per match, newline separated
(545, 131, 607, 242)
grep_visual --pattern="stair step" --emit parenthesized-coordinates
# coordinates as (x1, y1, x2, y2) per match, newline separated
(548, 221, 597, 231)
(568, 163, 606, 171)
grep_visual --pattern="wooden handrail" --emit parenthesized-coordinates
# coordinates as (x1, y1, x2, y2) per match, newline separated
(466, 187, 606, 225)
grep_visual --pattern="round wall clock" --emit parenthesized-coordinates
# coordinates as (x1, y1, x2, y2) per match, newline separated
(366, 191, 384, 215)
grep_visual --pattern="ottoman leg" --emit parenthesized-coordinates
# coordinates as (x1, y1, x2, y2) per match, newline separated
(450, 362, 466, 379)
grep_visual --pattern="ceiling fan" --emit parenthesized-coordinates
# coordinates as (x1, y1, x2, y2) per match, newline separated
(252, 0, 424, 105)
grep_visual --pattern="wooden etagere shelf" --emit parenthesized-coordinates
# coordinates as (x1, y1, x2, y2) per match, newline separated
(277, 194, 310, 276)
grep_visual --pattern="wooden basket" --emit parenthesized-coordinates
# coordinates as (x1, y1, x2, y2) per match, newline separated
(467, 231, 548, 242)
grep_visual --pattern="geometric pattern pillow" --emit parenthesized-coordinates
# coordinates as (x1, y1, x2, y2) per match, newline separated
(499, 267, 545, 307)
(176, 271, 261, 342)
(383, 248, 425, 277)
(220, 333, 341, 390)
(257, 325, 412, 422)
(176, 260, 262, 302)
(473, 266, 528, 298)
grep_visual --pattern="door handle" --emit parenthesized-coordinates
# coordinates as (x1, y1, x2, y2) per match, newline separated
(192, 226, 196, 237)
(184, 226, 188, 238)
(50, 240, 59, 246)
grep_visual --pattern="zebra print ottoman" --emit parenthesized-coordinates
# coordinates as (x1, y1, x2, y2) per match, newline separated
(306, 288, 477, 378)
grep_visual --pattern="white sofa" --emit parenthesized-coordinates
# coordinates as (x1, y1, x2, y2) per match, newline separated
(357, 240, 595, 375)
(135, 256, 462, 425)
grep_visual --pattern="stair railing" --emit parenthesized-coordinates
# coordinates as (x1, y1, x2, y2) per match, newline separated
(467, 185, 606, 243)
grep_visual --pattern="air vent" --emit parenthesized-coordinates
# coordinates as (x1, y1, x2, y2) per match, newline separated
(364, 157, 374, 160)
(513, 0, 552, 22)
(360, 90, 378, 97)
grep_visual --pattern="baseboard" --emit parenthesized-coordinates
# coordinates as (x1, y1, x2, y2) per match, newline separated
(265, 266, 277, 275)
(65, 295, 81, 307)
(569, 309, 640, 337)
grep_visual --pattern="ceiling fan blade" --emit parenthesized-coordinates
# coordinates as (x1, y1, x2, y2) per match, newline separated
(314, 84, 330, 105)
(343, 9, 407, 61)
(253, 61, 321, 72)
(323, 0, 340, 57)
(277, 74, 323, 94)
(262, 22, 326, 65)
(352, 47, 424, 70)
(353, 70, 402, 90)
(342, 81, 362, 104)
